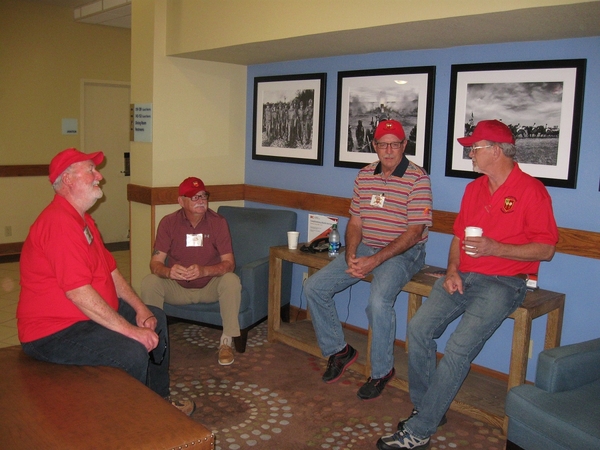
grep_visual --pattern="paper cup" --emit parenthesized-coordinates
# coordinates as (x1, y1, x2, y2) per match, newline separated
(287, 231, 300, 250)
(464, 226, 483, 255)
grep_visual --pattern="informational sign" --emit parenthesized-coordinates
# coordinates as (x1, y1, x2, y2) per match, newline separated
(308, 214, 338, 242)
(130, 103, 152, 142)
(62, 118, 78, 135)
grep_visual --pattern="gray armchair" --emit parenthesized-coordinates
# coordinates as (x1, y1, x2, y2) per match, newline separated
(505, 337, 600, 450)
(164, 206, 297, 353)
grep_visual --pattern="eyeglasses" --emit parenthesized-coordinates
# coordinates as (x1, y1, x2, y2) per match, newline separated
(470, 145, 494, 153)
(375, 141, 405, 150)
(188, 193, 209, 201)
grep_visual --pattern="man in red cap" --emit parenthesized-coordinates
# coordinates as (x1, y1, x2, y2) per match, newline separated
(305, 119, 433, 400)
(17, 148, 195, 416)
(377, 120, 558, 449)
(141, 177, 241, 366)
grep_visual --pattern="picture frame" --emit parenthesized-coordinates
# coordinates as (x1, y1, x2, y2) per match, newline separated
(252, 73, 326, 166)
(334, 66, 435, 172)
(446, 59, 586, 188)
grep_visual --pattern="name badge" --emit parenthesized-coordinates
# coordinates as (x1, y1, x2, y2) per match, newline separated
(186, 233, 203, 247)
(370, 194, 385, 207)
(84, 226, 93, 245)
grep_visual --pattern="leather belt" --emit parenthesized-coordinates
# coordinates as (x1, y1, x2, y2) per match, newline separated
(514, 274, 528, 281)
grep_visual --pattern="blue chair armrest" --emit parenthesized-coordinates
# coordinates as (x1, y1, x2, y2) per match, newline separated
(536, 338, 600, 393)
(239, 257, 270, 319)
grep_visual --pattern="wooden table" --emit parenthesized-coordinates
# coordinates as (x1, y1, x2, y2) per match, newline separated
(268, 245, 565, 431)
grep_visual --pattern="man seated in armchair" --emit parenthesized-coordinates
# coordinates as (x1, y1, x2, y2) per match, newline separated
(142, 177, 241, 366)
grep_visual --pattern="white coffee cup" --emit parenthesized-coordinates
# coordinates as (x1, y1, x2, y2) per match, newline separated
(287, 231, 300, 250)
(464, 226, 483, 255)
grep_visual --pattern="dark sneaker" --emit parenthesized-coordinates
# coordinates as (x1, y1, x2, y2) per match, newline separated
(357, 367, 395, 400)
(397, 409, 447, 430)
(322, 344, 358, 383)
(377, 424, 430, 449)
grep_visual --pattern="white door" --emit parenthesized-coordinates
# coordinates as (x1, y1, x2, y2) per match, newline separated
(82, 81, 131, 244)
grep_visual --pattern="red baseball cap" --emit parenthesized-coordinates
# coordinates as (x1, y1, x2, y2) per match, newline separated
(178, 177, 206, 197)
(457, 120, 515, 146)
(49, 148, 104, 184)
(374, 120, 406, 141)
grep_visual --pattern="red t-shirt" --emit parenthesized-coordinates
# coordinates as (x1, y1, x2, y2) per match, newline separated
(154, 208, 233, 289)
(453, 164, 559, 276)
(17, 195, 118, 343)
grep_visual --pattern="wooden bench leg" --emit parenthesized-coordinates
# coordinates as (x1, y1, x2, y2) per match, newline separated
(406, 293, 423, 352)
(544, 302, 564, 350)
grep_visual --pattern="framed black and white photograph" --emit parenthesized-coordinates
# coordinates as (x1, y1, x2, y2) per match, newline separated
(334, 66, 435, 172)
(252, 73, 326, 166)
(446, 59, 586, 188)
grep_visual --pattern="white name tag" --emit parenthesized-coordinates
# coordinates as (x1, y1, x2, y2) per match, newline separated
(186, 233, 203, 247)
(84, 226, 93, 245)
(370, 194, 385, 207)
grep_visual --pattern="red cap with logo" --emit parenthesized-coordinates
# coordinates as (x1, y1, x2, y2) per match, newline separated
(457, 120, 515, 146)
(178, 177, 206, 197)
(49, 148, 104, 184)
(374, 120, 406, 141)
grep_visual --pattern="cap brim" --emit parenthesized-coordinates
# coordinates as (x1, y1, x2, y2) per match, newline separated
(457, 136, 478, 146)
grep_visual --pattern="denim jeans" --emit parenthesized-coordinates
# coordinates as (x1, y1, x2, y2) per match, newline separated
(304, 242, 425, 379)
(405, 272, 526, 439)
(21, 300, 170, 398)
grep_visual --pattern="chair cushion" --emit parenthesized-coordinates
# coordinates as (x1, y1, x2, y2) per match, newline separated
(506, 379, 600, 449)
(217, 206, 297, 269)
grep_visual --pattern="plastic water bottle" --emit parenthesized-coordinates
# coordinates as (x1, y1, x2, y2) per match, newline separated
(328, 224, 341, 258)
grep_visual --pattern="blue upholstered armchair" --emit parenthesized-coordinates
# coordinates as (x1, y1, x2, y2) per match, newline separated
(505, 337, 600, 450)
(164, 206, 297, 353)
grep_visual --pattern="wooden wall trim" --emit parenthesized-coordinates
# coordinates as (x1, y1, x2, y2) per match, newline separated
(0, 165, 49, 177)
(124, 182, 600, 261)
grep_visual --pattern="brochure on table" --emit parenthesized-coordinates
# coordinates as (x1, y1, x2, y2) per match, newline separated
(308, 214, 338, 242)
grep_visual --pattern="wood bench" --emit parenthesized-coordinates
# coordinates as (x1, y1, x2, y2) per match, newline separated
(0, 346, 214, 450)
(268, 245, 566, 431)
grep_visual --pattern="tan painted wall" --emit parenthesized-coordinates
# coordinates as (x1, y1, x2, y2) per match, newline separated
(129, 0, 247, 291)
(0, 0, 130, 244)
(165, 0, 588, 54)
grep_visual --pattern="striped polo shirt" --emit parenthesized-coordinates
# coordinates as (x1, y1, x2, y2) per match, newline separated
(349, 156, 433, 248)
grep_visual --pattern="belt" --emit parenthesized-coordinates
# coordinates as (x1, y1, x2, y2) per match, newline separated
(514, 274, 528, 281)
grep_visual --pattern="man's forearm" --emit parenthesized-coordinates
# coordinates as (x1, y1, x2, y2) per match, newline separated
(66, 284, 135, 336)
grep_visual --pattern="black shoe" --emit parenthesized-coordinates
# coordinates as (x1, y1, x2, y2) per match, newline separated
(397, 408, 447, 430)
(357, 367, 395, 400)
(322, 344, 358, 383)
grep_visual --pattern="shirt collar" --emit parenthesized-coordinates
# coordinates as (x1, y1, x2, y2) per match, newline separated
(373, 155, 410, 178)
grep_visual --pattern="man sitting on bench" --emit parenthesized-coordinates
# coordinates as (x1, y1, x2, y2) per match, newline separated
(16, 148, 194, 416)
(377, 120, 558, 450)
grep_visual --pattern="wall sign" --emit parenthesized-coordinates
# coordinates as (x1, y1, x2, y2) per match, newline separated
(130, 103, 153, 142)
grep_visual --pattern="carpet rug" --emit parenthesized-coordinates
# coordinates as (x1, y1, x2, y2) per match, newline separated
(168, 321, 507, 450)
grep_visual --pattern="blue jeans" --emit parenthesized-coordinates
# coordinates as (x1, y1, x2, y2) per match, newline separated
(21, 300, 170, 397)
(405, 272, 526, 439)
(304, 242, 425, 379)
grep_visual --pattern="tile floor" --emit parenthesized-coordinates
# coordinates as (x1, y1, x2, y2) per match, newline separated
(0, 250, 130, 349)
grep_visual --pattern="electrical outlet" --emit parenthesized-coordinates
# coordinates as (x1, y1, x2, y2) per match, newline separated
(4, 226, 12, 237)
(529, 340, 534, 359)
(302, 272, 309, 284)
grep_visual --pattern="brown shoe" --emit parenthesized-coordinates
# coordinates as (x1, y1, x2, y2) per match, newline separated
(218, 344, 234, 365)
(171, 399, 196, 416)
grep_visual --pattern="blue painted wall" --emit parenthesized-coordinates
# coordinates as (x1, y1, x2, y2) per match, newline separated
(245, 37, 600, 380)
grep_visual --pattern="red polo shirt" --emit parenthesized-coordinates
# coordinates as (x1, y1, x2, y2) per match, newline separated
(454, 164, 558, 276)
(17, 195, 118, 343)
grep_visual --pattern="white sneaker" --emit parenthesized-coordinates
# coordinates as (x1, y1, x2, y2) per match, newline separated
(376, 425, 430, 449)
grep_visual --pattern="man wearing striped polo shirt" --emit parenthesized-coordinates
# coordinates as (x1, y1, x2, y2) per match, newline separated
(305, 119, 433, 400)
